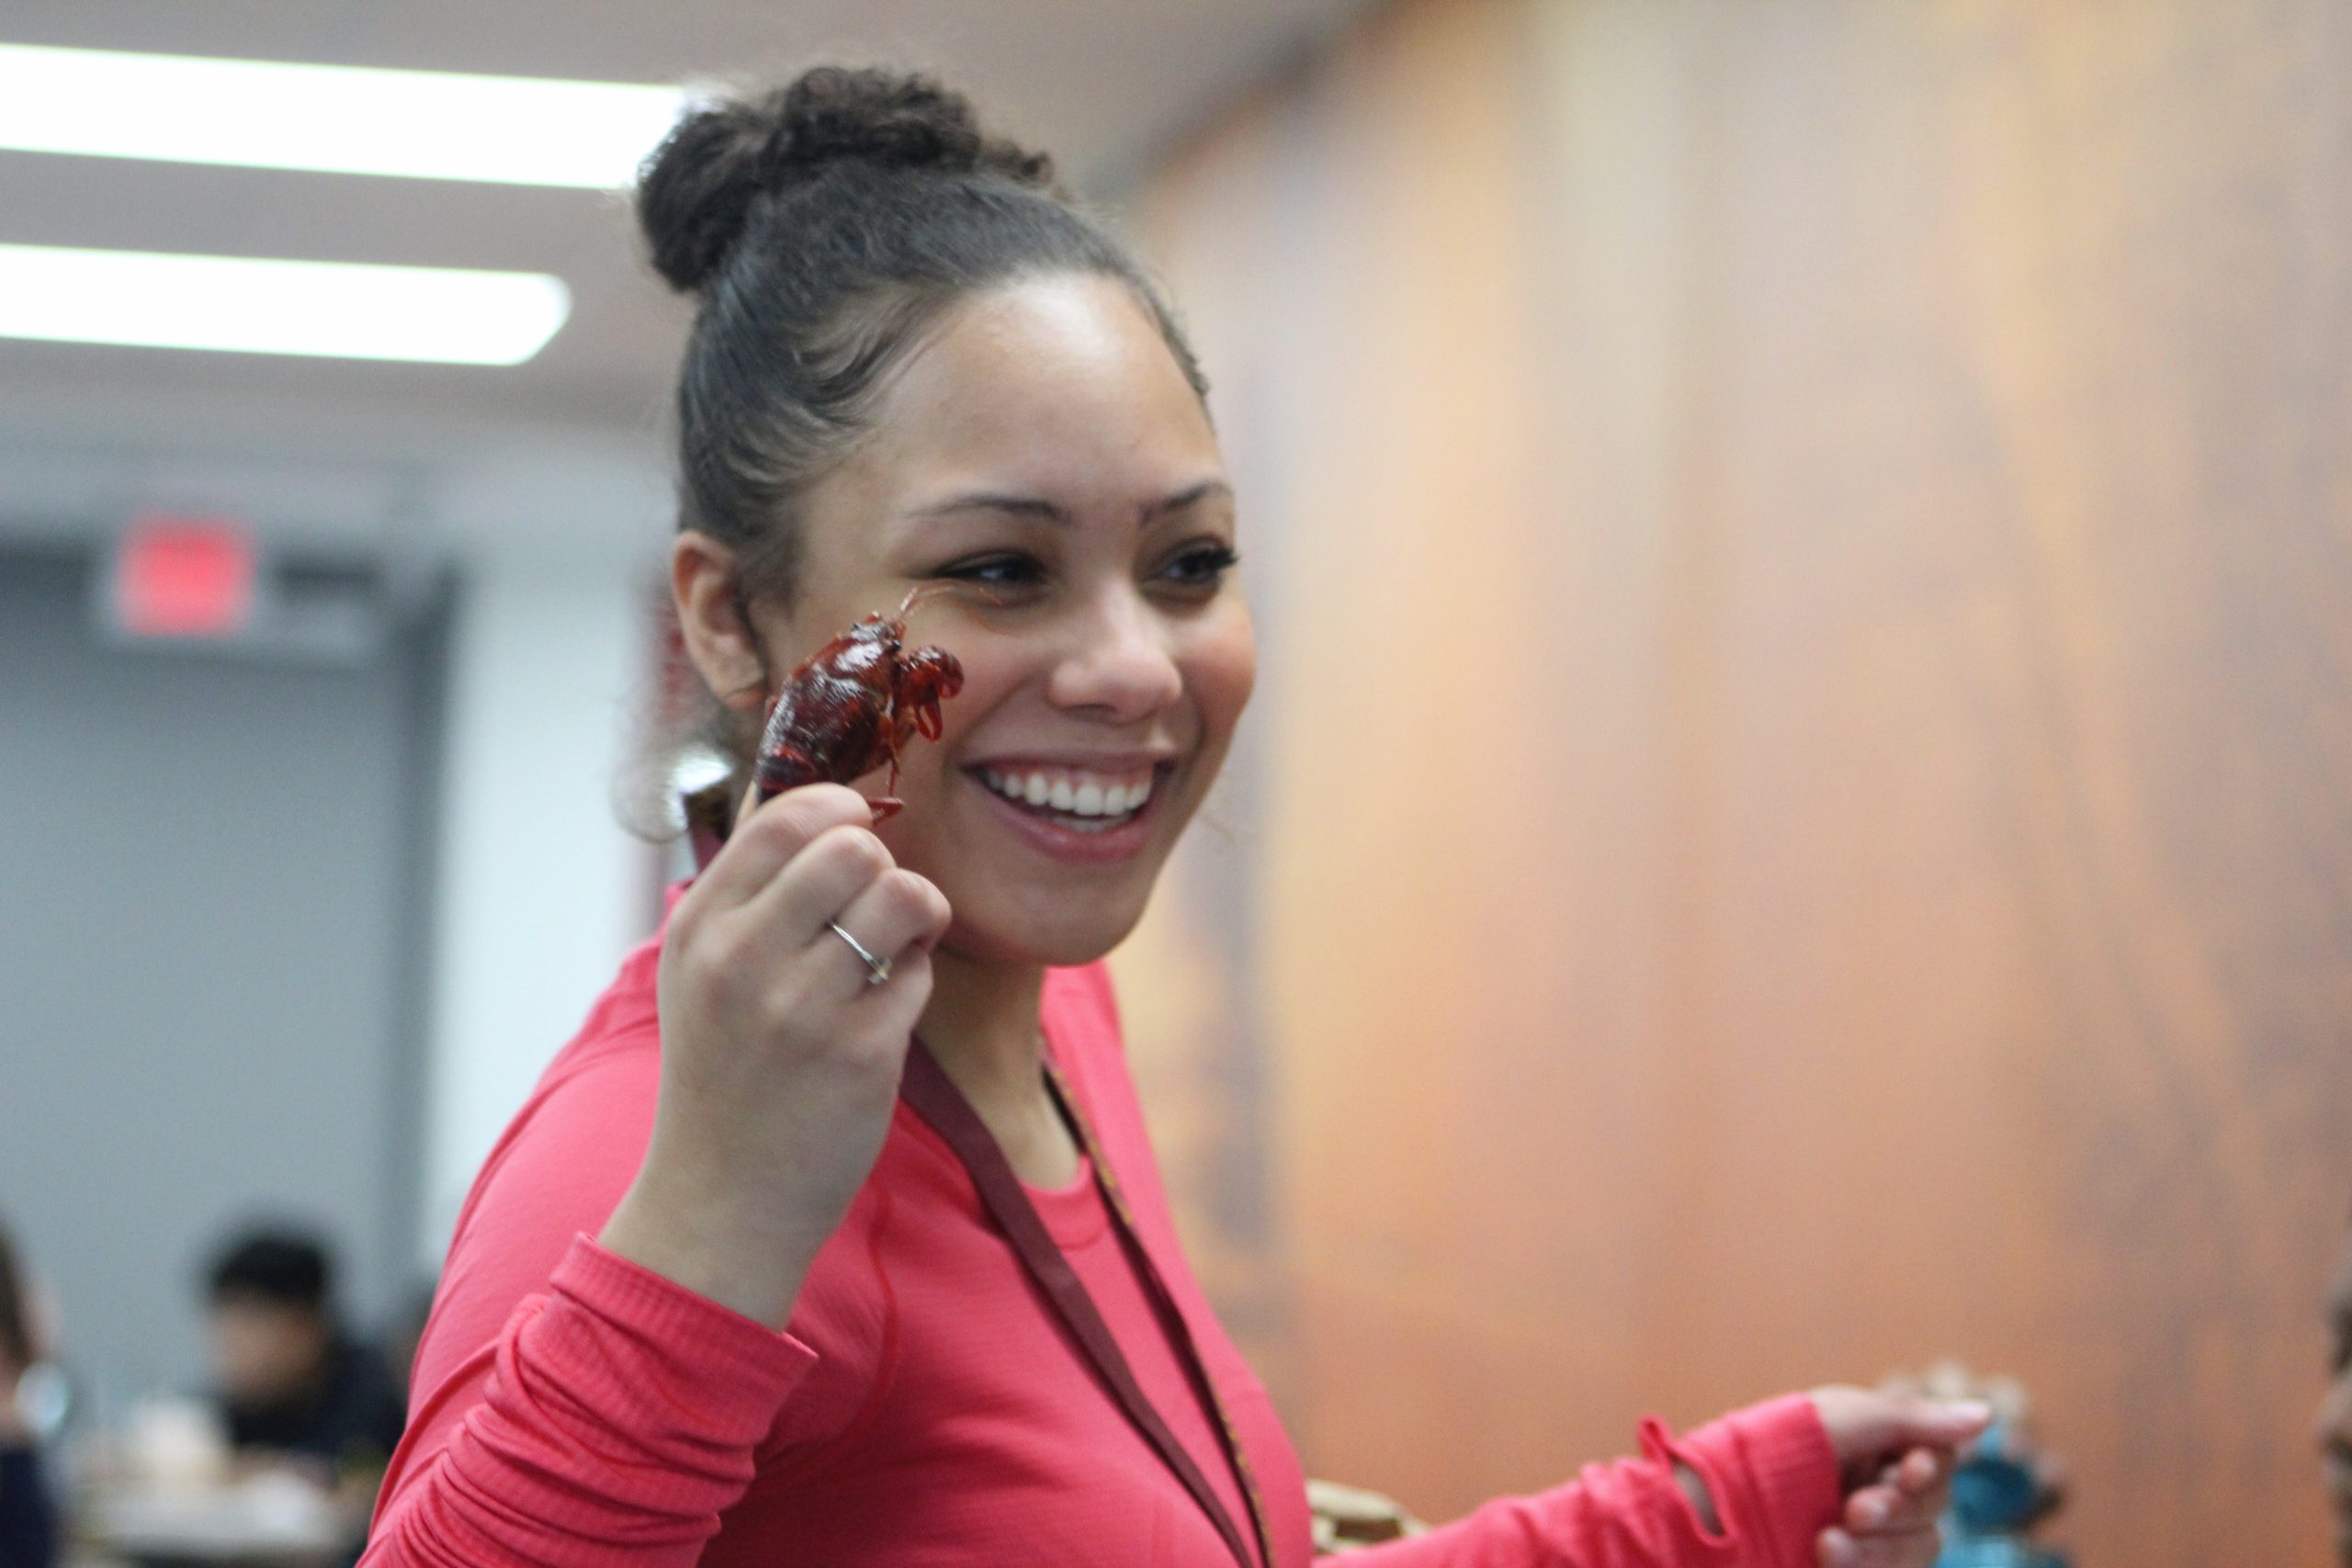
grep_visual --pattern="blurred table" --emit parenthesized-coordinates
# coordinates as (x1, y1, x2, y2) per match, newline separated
(81, 1472, 353, 1567)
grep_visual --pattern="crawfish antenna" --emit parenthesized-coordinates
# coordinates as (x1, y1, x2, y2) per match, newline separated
(893, 581, 1003, 622)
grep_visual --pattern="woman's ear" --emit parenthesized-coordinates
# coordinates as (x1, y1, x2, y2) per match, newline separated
(672, 532, 769, 713)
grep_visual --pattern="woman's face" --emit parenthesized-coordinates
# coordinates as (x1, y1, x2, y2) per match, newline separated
(738, 272, 1253, 966)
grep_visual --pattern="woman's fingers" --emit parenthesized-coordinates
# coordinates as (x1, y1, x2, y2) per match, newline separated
(691, 783, 874, 912)
(821, 868, 955, 995)
(1892, 1446, 1945, 1496)
(734, 822, 899, 949)
(1809, 1386, 1990, 1487)
(1806, 1388, 1973, 1568)
(1843, 1450, 1948, 1534)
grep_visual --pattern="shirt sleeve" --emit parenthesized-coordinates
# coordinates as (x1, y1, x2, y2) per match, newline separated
(360, 1238, 815, 1567)
(1335, 1394, 1839, 1568)
(361, 1040, 818, 1566)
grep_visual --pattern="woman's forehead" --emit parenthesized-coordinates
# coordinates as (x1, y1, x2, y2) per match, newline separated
(858, 276, 1220, 495)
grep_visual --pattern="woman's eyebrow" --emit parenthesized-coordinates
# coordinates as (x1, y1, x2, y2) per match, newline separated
(910, 492, 1073, 525)
(907, 479, 1232, 526)
(1141, 479, 1232, 522)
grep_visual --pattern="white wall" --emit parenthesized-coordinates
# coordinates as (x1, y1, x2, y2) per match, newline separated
(419, 558, 662, 1266)
(410, 438, 675, 1268)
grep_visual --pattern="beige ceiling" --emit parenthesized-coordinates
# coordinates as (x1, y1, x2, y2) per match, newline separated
(0, 0, 1364, 476)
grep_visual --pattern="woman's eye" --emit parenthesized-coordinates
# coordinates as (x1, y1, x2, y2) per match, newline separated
(1159, 542, 1240, 590)
(934, 554, 1045, 590)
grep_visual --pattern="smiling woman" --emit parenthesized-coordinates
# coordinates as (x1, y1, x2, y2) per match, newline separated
(359, 64, 1984, 1568)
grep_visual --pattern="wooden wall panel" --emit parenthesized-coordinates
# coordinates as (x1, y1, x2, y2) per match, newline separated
(1117, 2, 2352, 1563)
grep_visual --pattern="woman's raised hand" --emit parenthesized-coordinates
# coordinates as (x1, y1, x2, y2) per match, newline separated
(599, 783, 952, 1327)
(1806, 1386, 1992, 1568)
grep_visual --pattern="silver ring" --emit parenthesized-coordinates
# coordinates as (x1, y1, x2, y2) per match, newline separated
(827, 920, 892, 987)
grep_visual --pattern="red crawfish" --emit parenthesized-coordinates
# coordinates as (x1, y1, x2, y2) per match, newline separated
(752, 586, 966, 821)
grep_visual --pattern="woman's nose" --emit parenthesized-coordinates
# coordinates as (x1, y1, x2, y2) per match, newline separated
(1046, 590, 1183, 722)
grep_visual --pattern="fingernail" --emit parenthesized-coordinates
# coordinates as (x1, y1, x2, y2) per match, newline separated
(1853, 1497, 1886, 1529)
(1946, 1399, 1993, 1423)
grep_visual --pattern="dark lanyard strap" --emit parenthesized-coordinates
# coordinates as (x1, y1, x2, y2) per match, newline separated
(899, 1040, 1268, 1568)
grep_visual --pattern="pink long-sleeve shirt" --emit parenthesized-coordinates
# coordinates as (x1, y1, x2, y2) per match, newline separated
(366, 908, 1840, 1565)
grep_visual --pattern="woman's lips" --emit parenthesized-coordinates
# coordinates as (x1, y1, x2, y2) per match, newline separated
(961, 761, 1172, 864)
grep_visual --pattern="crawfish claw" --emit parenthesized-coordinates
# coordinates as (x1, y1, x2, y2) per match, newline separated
(913, 694, 945, 742)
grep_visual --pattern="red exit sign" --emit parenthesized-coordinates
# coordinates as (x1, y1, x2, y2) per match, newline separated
(111, 513, 258, 638)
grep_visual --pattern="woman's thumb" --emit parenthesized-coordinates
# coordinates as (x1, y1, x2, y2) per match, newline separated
(1896, 1395, 1994, 1445)
(1813, 1386, 1993, 1475)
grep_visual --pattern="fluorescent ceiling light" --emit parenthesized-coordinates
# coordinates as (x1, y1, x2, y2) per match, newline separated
(0, 244, 571, 364)
(0, 44, 686, 187)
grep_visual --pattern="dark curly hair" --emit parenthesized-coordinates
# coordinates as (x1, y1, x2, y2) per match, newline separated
(636, 66, 1208, 807)
(205, 1229, 333, 1313)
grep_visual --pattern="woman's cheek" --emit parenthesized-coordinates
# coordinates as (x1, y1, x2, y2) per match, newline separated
(1190, 601, 1258, 739)
(944, 621, 1029, 716)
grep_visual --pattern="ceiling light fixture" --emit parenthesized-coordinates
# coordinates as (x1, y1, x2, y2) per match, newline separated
(0, 44, 686, 187)
(0, 243, 572, 364)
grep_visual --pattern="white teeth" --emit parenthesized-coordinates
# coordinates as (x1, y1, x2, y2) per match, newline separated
(979, 767, 1157, 820)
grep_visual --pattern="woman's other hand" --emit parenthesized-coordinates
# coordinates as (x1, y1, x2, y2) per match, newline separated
(599, 782, 953, 1327)
(1806, 1385, 1991, 1567)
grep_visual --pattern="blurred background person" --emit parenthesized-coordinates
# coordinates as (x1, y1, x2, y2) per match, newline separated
(204, 1228, 406, 1491)
(0, 1220, 56, 1568)
(2322, 1215, 2352, 1566)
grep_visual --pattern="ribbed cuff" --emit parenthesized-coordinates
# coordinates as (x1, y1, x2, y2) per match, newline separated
(1648, 1394, 1840, 1568)
(550, 1234, 819, 1434)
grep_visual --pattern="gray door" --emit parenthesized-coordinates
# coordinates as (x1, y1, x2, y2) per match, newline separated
(0, 543, 442, 1403)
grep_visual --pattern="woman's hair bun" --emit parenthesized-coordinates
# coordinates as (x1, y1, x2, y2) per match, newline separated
(638, 66, 1058, 295)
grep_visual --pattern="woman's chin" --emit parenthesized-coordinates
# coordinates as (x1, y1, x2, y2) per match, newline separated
(936, 896, 1149, 971)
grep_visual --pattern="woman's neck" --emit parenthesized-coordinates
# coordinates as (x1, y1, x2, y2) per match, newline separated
(916, 945, 1080, 1187)
(918, 945, 1049, 1110)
